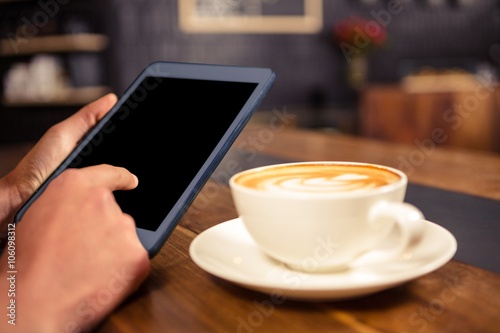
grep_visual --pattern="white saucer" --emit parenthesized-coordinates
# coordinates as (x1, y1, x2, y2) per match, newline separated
(189, 218, 457, 301)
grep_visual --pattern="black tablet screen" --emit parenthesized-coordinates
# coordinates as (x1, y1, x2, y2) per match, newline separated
(69, 77, 258, 231)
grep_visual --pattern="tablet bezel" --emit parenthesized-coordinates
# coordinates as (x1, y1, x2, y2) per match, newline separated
(134, 62, 276, 256)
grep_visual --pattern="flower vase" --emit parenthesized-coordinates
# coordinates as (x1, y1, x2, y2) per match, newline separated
(347, 55, 368, 91)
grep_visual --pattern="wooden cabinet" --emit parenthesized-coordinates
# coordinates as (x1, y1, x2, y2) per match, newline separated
(359, 83, 500, 153)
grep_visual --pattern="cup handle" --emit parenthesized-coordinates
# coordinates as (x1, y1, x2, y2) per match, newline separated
(353, 202, 426, 267)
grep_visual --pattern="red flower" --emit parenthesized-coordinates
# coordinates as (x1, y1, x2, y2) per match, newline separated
(333, 16, 387, 56)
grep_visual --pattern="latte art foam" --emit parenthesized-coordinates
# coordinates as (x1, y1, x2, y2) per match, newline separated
(235, 164, 401, 194)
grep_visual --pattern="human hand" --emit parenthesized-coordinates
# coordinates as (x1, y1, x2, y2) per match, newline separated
(0, 164, 150, 332)
(0, 93, 118, 229)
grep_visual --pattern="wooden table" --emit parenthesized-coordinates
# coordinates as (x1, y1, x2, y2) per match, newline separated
(1, 122, 500, 332)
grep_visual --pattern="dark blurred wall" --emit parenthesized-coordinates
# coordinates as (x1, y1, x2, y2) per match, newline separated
(102, 0, 499, 111)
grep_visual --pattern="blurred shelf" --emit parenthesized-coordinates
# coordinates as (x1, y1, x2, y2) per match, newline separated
(0, 0, 110, 144)
(0, 33, 109, 56)
(2, 86, 111, 107)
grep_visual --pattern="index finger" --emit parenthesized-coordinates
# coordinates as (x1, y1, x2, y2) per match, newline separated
(78, 164, 139, 192)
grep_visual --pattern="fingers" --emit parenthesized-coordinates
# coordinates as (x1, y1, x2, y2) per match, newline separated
(79, 93, 118, 123)
(48, 93, 117, 146)
(78, 164, 139, 191)
(58, 93, 118, 143)
(13, 93, 119, 187)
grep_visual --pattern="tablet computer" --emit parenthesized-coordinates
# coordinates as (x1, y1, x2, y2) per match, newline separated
(14, 61, 276, 257)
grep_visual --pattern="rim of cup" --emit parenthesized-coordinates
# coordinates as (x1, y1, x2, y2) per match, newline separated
(229, 161, 407, 199)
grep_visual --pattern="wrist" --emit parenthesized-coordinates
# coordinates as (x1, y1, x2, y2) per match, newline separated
(0, 178, 11, 233)
(0, 176, 22, 233)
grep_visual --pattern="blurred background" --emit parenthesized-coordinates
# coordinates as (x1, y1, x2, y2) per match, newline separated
(0, 0, 499, 152)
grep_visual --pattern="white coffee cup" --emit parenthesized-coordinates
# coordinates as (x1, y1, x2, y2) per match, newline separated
(229, 161, 426, 273)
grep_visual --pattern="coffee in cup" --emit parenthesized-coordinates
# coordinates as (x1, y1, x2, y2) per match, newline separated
(229, 161, 425, 273)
